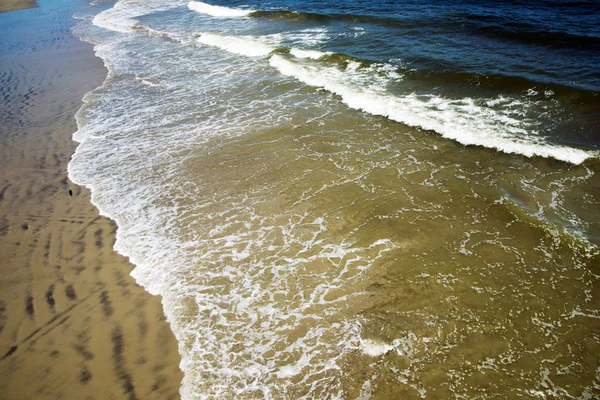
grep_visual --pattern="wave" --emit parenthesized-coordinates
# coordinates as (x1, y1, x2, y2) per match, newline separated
(290, 48, 331, 60)
(201, 4, 600, 52)
(470, 23, 600, 51)
(187, 1, 253, 17)
(196, 32, 277, 57)
(398, 66, 600, 105)
(188, 1, 600, 59)
(188, 1, 414, 30)
(270, 54, 594, 164)
(249, 9, 388, 24)
(192, 32, 596, 164)
(196, 32, 331, 60)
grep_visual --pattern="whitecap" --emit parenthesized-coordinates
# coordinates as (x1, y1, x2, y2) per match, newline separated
(197, 33, 276, 57)
(187, 1, 254, 17)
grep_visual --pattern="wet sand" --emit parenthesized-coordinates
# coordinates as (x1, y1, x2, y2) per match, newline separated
(0, 0, 37, 13)
(0, 1, 183, 399)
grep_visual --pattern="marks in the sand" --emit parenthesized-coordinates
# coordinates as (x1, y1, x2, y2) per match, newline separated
(37, 154, 46, 170)
(73, 322, 94, 387)
(52, 152, 65, 168)
(94, 262, 103, 273)
(80, 366, 92, 384)
(59, 218, 85, 225)
(94, 228, 103, 249)
(73, 230, 87, 264)
(28, 315, 71, 347)
(73, 343, 94, 362)
(0, 183, 11, 203)
(1, 345, 18, 361)
(54, 264, 65, 283)
(74, 330, 94, 361)
(155, 317, 173, 359)
(114, 270, 131, 297)
(109, 220, 118, 236)
(138, 318, 149, 340)
(100, 290, 114, 317)
(25, 294, 34, 318)
(75, 215, 102, 238)
(55, 229, 64, 268)
(65, 284, 77, 300)
(43, 232, 51, 263)
(0, 299, 6, 337)
(151, 374, 168, 392)
(0, 215, 8, 236)
(111, 326, 138, 400)
(9, 289, 102, 360)
(72, 265, 86, 275)
(133, 297, 148, 340)
(0, 68, 34, 129)
(45, 284, 56, 312)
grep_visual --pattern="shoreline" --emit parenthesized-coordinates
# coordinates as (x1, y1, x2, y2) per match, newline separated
(0, 0, 183, 398)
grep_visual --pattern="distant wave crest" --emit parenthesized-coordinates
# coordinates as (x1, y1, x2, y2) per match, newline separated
(187, 1, 254, 17)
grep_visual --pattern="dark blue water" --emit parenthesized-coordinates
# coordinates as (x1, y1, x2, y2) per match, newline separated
(222, 0, 600, 89)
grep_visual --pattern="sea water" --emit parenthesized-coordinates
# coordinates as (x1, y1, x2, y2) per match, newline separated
(69, 0, 600, 398)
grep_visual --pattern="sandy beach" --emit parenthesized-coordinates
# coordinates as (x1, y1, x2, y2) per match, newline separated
(0, 0, 37, 14)
(0, 0, 183, 399)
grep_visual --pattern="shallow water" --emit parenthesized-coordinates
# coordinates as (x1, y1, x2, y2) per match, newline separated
(69, 0, 600, 398)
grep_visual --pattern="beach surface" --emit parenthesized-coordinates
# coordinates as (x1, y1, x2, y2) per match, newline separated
(0, 1, 183, 399)
(0, 0, 37, 14)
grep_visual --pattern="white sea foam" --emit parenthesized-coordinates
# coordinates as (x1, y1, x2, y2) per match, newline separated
(268, 54, 595, 165)
(282, 27, 331, 47)
(187, 1, 254, 17)
(93, 0, 183, 32)
(197, 33, 276, 57)
(360, 338, 394, 357)
(70, 28, 398, 395)
(290, 47, 330, 59)
(93, 1, 140, 32)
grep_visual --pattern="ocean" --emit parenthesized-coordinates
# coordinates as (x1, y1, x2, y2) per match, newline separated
(68, 0, 600, 398)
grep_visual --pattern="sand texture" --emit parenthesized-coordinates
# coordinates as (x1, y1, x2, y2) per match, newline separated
(0, 0, 37, 13)
(0, 1, 183, 399)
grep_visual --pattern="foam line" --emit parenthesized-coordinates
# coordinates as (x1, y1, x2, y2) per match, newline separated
(268, 54, 595, 165)
(187, 1, 253, 17)
(197, 33, 276, 57)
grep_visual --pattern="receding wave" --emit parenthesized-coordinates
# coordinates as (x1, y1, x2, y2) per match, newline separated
(94, 0, 180, 32)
